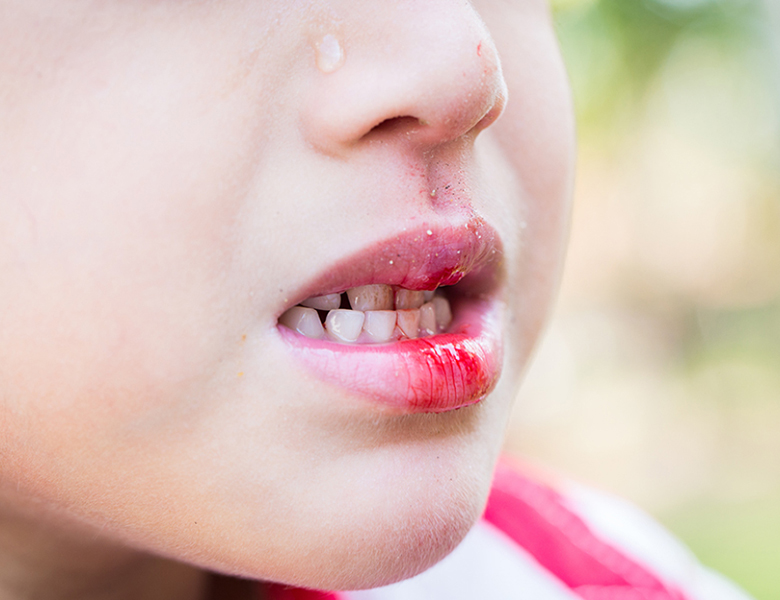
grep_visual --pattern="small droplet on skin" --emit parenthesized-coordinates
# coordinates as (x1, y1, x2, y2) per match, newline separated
(430, 189, 437, 197)
(426, 229, 433, 236)
(316, 34, 344, 73)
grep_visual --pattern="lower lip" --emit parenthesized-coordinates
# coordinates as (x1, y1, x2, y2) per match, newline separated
(277, 299, 503, 413)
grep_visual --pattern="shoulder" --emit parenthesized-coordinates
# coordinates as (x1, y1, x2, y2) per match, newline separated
(265, 459, 753, 600)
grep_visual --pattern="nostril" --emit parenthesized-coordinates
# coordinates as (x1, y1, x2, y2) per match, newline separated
(365, 116, 422, 138)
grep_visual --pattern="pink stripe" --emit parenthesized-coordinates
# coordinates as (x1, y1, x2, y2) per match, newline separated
(264, 583, 345, 600)
(484, 460, 691, 600)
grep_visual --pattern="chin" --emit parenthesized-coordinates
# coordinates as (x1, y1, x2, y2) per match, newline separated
(252, 420, 497, 592)
(338, 511, 480, 591)
(288, 488, 486, 591)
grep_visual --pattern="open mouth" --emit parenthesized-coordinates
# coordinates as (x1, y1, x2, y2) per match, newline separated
(276, 218, 504, 413)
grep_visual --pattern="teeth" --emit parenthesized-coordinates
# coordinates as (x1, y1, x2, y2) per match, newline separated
(432, 296, 452, 330)
(279, 307, 325, 339)
(418, 302, 436, 337)
(325, 309, 365, 343)
(281, 287, 455, 344)
(300, 293, 342, 311)
(395, 289, 425, 310)
(362, 310, 397, 343)
(396, 309, 421, 339)
(347, 284, 393, 311)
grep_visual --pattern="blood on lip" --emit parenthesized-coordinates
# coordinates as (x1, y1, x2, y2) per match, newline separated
(404, 336, 498, 412)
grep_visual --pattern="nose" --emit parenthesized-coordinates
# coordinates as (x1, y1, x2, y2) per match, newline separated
(300, 1, 508, 154)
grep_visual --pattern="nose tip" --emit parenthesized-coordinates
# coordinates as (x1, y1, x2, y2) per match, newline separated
(300, 3, 508, 154)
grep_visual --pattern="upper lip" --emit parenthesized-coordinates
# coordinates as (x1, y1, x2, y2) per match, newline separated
(280, 215, 504, 314)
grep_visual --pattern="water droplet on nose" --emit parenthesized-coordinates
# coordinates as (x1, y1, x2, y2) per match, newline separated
(316, 34, 344, 73)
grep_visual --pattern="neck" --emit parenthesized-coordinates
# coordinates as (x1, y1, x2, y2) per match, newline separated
(0, 508, 208, 600)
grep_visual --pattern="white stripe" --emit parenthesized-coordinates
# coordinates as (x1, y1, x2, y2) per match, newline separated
(345, 520, 581, 600)
(564, 483, 755, 600)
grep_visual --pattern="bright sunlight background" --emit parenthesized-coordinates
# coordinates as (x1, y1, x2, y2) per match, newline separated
(505, 1, 780, 598)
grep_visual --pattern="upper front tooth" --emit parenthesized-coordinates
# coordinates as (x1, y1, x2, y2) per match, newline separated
(280, 307, 325, 339)
(325, 309, 365, 342)
(301, 293, 342, 311)
(347, 284, 393, 311)
(395, 289, 425, 310)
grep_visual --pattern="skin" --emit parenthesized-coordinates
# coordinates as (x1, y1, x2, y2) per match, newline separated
(0, 1, 574, 599)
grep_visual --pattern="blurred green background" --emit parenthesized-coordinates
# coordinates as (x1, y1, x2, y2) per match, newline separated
(504, 1, 780, 598)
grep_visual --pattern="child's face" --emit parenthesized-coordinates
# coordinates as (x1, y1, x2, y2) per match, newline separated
(0, 0, 572, 590)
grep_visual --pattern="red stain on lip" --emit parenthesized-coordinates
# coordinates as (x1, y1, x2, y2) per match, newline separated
(404, 335, 498, 411)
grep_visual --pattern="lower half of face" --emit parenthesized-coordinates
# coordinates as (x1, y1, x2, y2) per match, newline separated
(0, 0, 573, 590)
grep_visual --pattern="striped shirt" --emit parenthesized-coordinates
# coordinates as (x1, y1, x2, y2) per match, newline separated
(266, 460, 753, 600)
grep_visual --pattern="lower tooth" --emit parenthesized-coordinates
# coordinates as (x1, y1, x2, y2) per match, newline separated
(362, 310, 397, 343)
(396, 309, 420, 339)
(433, 296, 452, 330)
(325, 309, 365, 343)
(280, 307, 324, 339)
(419, 302, 436, 336)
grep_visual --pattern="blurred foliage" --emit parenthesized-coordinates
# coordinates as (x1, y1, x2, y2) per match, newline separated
(551, 0, 775, 138)
(536, 1, 780, 598)
(662, 494, 780, 600)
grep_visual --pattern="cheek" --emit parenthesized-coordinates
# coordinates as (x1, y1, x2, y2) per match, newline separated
(0, 43, 266, 490)
(0, 4, 313, 567)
